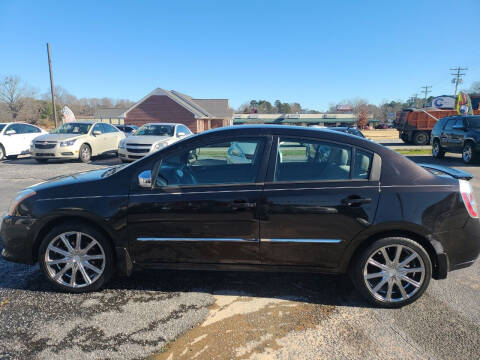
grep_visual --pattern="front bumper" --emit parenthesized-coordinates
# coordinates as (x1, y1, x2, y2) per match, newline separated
(31, 144, 80, 159)
(0, 214, 37, 264)
(118, 148, 153, 162)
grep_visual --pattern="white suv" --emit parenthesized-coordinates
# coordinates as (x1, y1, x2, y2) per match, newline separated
(0, 123, 47, 160)
(118, 123, 192, 162)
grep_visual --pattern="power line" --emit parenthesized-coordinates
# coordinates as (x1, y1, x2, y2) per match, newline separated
(450, 66, 468, 99)
(421, 85, 432, 108)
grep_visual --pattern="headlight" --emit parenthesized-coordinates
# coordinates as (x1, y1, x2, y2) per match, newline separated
(119, 141, 125, 149)
(60, 139, 76, 147)
(8, 189, 36, 216)
(153, 142, 168, 151)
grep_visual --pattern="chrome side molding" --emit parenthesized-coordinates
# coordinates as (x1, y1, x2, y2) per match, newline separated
(137, 237, 257, 242)
(261, 238, 342, 243)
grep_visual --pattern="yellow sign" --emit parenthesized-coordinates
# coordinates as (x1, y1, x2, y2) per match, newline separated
(457, 92, 473, 115)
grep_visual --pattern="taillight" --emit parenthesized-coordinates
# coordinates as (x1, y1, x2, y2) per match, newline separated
(459, 179, 478, 218)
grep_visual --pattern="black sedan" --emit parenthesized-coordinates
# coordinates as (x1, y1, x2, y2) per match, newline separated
(2, 126, 479, 307)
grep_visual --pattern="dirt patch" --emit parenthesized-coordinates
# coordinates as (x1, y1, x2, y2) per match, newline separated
(152, 294, 335, 360)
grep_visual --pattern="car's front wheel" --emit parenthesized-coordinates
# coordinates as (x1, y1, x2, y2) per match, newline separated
(351, 237, 432, 308)
(432, 139, 445, 159)
(462, 142, 478, 164)
(0, 144, 5, 160)
(38, 222, 114, 292)
(79, 144, 92, 163)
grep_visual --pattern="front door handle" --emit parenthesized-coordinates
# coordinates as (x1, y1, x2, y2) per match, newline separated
(231, 200, 256, 209)
(341, 196, 371, 206)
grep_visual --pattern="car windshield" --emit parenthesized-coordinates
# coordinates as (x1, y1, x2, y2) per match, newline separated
(0, 124, 6, 132)
(52, 123, 92, 134)
(135, 124, 174, 136)
(467, 117, 480, 129)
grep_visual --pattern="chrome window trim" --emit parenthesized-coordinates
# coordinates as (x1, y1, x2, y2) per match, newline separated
(261, 238, 342, 243)
(137, 237, 258, 242)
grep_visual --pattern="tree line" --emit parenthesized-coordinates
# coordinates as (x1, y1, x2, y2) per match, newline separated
(1, 74, 479, 126)
(0, 75, 134, 126)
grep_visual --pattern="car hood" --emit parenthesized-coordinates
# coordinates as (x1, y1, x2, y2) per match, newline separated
(125, 135, 172, 144)
(28, 168, 108, 194)
(34, 133, 85, 142)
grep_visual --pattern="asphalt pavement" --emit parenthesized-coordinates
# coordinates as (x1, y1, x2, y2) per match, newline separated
(0, 152, 479, 360)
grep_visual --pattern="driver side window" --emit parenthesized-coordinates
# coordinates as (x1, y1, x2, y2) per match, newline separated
(155, 137, 265, 187)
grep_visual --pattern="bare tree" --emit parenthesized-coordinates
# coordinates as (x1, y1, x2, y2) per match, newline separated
(0, 75, 27, 120)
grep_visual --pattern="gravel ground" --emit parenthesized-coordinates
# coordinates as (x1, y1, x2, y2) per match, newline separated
(0, 153, 479, 359)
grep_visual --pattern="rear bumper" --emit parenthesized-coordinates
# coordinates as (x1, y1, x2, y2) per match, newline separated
(435, 217, 480, 273)
(0, 215, 37, 264)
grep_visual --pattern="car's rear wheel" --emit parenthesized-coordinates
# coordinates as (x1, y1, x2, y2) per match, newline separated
(462, 142, 478, 164)
(79, 144, 92, 163)
(413, 131, 429, 145)
(38, 222, 114, 292)
(351, 237, 432, 308)
(432, 139, 445, 159)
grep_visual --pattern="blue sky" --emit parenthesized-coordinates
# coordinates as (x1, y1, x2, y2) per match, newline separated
(1, 0, 479, 110)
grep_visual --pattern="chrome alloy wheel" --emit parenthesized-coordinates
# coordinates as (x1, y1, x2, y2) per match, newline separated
(463, 144, 473, 162)
(44, 231, 106, 288)
(432, 142, 439, 156)
(363, 245, 425, 303)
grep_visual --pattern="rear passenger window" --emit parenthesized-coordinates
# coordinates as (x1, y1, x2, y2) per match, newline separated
(275, 138, 351, 182)
(353, 149, 373, 179)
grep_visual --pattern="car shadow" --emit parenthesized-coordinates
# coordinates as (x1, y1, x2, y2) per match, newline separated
(0, 154, 121, 166)
(1, 256, 370, 308)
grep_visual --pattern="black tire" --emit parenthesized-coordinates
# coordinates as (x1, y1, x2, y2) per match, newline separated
(0, 144, 5, 160)
(412, 131, 429, 146)
(350, 237, 432, 308)
(79, 144, 92, 163)
(38, 221, 115, 293)
(462, 142, 478, 164)
(6, 155, 18, 160)
(432, 139, 445, 159)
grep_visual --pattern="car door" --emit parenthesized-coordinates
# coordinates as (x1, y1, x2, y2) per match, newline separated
(21, 124, 43, 153)
(450, 117, 467, 151)
(128, 135, 271, 265)
(102, 123, 122, 151)
(89, 123, 107, 155)
(259, 136, 380, 269)
(2, 123, 25, 155)
(441, 118, 457, 150)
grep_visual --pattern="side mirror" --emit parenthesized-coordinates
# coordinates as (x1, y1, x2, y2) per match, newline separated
(177, 132, 186, 137)
(138, 170, 152, 188)
(5, 129, 16, 135)
(93, 130, 102, 136)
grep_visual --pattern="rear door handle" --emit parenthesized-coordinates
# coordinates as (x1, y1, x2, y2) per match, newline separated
(341, 196, 371, 206)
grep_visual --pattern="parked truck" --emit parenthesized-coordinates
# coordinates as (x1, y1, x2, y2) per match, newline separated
(394, 95, 480, 145)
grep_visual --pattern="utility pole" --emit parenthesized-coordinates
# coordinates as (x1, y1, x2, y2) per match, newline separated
(450, 67, 468, 99)
(421, 85, 432, 108)
(46, 43, 58, 127)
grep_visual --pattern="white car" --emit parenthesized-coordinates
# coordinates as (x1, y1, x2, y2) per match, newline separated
(118, 123, 192, 162)
(0, 123, 47, 160)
